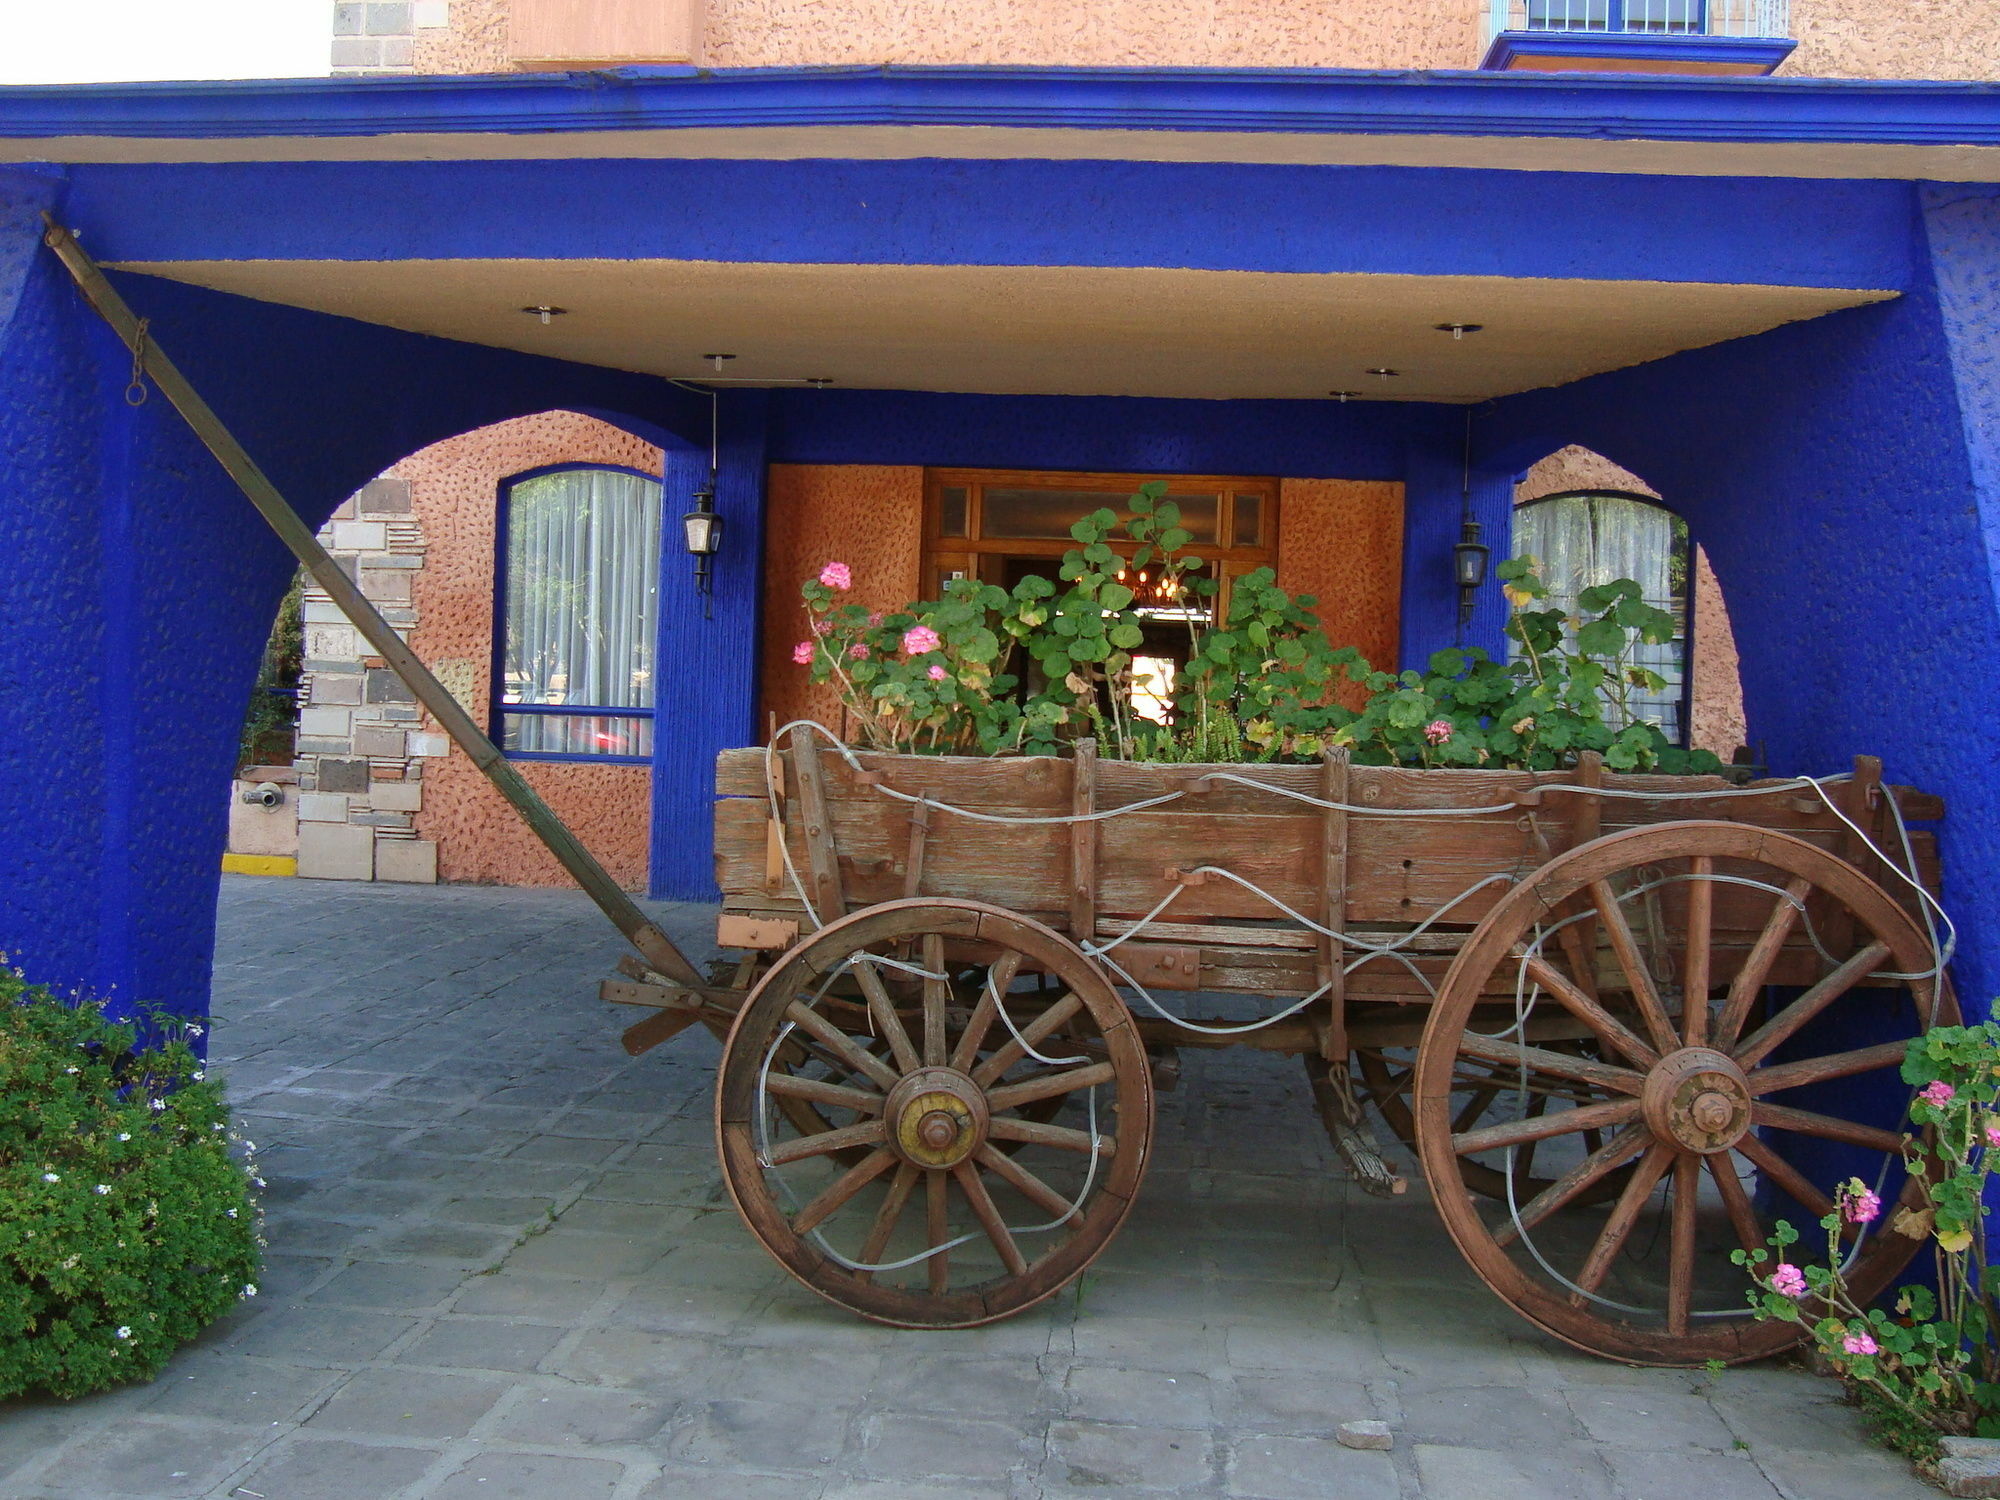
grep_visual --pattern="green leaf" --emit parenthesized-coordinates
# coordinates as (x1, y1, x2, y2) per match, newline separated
(1109, 622, 1143, 649)
(1099, 582, 1135, 612)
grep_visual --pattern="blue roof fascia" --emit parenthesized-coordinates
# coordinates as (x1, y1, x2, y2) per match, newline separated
(0, 65, 1996, 151)
(1480, 33, 1798, 77)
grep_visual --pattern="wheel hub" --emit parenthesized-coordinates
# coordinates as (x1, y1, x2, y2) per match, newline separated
(885, 1066, 989, 1169)
(1642, 1047, 1752, 1155)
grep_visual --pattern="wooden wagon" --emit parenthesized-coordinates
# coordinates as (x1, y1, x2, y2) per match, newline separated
(607, 727, 1953, 1366)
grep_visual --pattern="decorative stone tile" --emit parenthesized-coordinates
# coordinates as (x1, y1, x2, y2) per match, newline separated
(376, 840, 438, 884)
(297, 793, 349, 824)
(355, 475, 412, 514)
(317, 759, 371, 793)
(298, 822, 374, 881)
(331, 520, 388, 551)
(311, 675, 363, 706)
(297, 706, 352, 738)
(352, 724, 408, 758)
(360, 569, 414, 602)
(409, 732, 449, 757)
(366, 668, 417, 704)
(370, 781, 422, 812)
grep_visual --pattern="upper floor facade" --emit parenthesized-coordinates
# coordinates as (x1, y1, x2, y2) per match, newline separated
(333, 0, 1998, 83)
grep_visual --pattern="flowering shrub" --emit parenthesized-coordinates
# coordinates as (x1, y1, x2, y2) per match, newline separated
(791, 483, 1722, 772)
(1733, 1023, 2000, 1460)
(0, 969, 260, 1399)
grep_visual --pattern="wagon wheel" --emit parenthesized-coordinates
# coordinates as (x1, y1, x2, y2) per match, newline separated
(1353, 1045, 1633, 1205)
(1416, 822, 1953, 1366)
(717, 898, 1153, 1328)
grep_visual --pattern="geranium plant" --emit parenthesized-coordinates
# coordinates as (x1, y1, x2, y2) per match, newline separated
(790, 483, 1722, 773)
(1732, 1023, 2000, 1460)
(0, 969, 261, 1399)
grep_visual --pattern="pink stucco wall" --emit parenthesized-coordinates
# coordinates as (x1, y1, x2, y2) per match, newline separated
(397, 411, 661, 889)
(416, 0, 1999, 77)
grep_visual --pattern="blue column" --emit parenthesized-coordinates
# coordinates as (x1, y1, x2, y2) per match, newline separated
(1398, 437, 1513, 673)
(649, 390, 770, 900)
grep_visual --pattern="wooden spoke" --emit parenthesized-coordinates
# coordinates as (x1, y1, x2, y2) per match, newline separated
(988, 1116, 1115, 1157)
(949, 951, 1021, 1072)
(1750, 1040, 1909, 1096)
(1715, 876, 1811, 1046)
(971, 992, 1086, 1087)
(791, 1147, 897, 1235)
(1453, 1096, 1640, 1157)
(1734, 941, 1892, 1070)
(850, 958, 923, 1075)
(1523, 954, 1660, 1070)
(1707, 1152, 1766, 1258)
(921, 933, 949, 1068)
(953, 1160, 1029, 1276)
(988, 1061, 1117, 1114)
(783, 1001, 902, 1093)
(1668, 1155, 1700, 1336)
(925, 1166, 951, 1296)
(974, 1143, 1080, 1222)
(853, 1163, 919, 1284)
(1494, 1124, 1651, 1247)
(766, 1118, 887, 1167)
(1682, 857, 1713, 1046)
(1453, 1033, 1646, 1097)
(1589, 879, 1679, 1054)
(1733, 1134, 1837, 1223)
(1569, 1143, 1674, 1303)
(1751, 1100, 1908, 1155)
(764, 1074, 884, 1116)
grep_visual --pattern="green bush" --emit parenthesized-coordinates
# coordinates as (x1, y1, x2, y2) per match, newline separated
(0, 969, 260, 1399)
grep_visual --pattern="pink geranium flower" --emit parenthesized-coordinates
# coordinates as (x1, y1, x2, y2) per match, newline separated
(1842, 1331, 1879, 1358)
(1769, 1263, 1808, 1299)
(811, 618, 832, 636)
(818, 561, 852, 591)
(1838, 1179, 1881, 1225)
(791, 640, 814, 666)
(848, 643, 869, 660)
(1921, 1081, 1957, 1107)
(1423, 719, 1453, 746)
(902, 625, 942, 656)
(1983, 1120, 2000, 1150)
(927, 665, 948, 681)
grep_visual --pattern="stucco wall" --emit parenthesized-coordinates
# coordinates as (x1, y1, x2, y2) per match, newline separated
(402, 411, 662, 889)
(412, 0, 1999, 77)
(759, 464, 925, 735)
(1276, 479, 1404, 693)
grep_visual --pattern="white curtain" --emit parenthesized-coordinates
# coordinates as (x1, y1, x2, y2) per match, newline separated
(1512, 493, 1686, 741)
(501, 468, 661, 756)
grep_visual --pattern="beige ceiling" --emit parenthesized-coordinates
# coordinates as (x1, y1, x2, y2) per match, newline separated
(114, 257, 1892, 402)
(17, 126, 2000, 182)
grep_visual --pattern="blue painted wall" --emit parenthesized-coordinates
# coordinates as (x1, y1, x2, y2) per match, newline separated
(64, 160, 1914, 293)
(1478, 183, 2000, 1013)
(0, 166, 709, 1021)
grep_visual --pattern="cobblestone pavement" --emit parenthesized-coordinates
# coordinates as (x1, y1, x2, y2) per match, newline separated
(0, 877, 1935, 1499)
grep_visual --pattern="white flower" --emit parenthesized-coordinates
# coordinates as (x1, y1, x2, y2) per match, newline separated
(64, 1066, 78, 1074)
(187, 1024, 204, 1037)
(93, 1185, 109, 1195)
(192, 1071, 205, 1081)
(114, 1326, 130, 1339)
(150, 1100, 166, 1112)
(240, 1284, 257, 1298)
(225, 1209, 237, 1219)
(252, 1177, 266, 1188)
(41, 1173, 58, 1183)
(117, 1133, 131, 1142)
(210, 1123, 223, 1132)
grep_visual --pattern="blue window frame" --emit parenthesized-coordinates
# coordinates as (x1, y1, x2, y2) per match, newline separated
(1523, 0, 1705, 32)
(493, 464, 661, 764)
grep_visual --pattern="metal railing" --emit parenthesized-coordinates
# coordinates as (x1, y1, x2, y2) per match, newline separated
(1488, 0, 1789, 38)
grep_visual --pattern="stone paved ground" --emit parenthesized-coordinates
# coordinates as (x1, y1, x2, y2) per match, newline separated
(0, 877, 1938, 1499)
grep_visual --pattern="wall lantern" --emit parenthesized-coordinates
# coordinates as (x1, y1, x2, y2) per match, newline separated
(1453, 519, 1489, 630)
(683, 481, 722, 617)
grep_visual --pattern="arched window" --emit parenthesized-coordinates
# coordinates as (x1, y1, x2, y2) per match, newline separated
(495, 466, 661, 761)
(1512, 490, 1691, 743)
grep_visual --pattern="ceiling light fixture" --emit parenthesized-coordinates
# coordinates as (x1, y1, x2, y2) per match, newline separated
(1328, 390, 1359, 402)
(521, 305, 567, 325)
(1434, 323, 1484, 340)
(1366, 368, 1401, 379)
(805, 377, 835, 389)
(702, 353, 737, 372)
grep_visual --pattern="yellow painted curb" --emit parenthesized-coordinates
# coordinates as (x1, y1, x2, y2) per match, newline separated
(222, 853, 297, 877)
